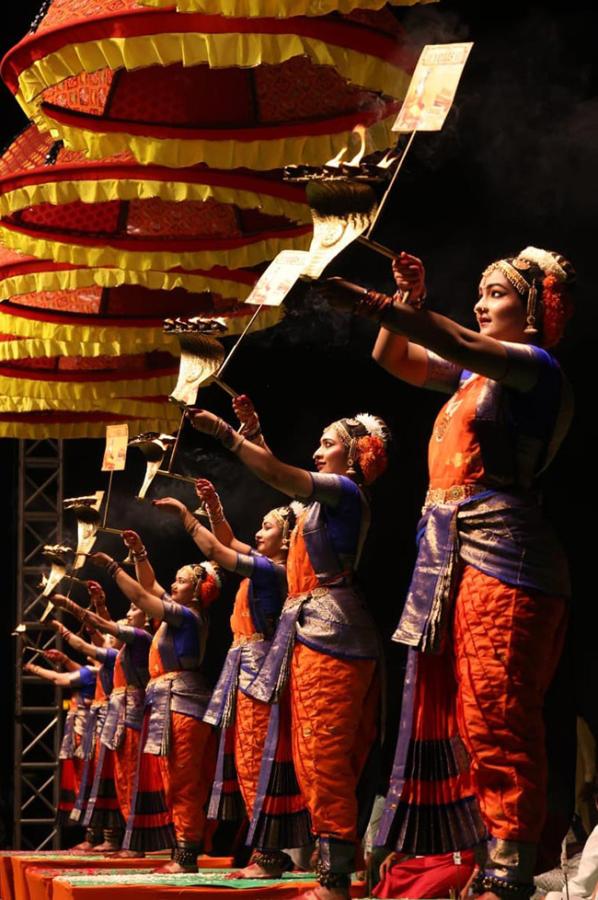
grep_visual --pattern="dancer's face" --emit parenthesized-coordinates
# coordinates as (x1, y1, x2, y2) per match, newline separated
(126, 604, 145, 628)
(255, 514, 285, 560)
(313, 428, 348, 475)
(171, 566, 200, 606)
(474, 269, 528, 342)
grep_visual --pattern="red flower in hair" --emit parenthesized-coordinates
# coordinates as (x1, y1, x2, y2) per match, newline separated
(356, 435, 388, 485)
(542, 274, 574, 348)
(199, 572, 221, 608)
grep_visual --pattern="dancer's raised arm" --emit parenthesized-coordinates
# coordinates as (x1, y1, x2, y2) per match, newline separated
(121, 530, 166, 599)
(24, 658, 87, 687)
(50, 598, 120, 640)
(187, 410, 313, 498)
(48, 616, 107, 660)
(87, 553, 167, 620)
(42, 648, 80, 672)
(152, 496, 247, 570)
(321, 249, 574, 393)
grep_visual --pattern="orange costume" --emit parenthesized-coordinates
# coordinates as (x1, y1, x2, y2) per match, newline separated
(123, 594, 216, 867)
(99, 625, 151, 826)
(378, 343, 573, 896)
(206, 551, 288, 828)
(248, 472, 381, 889)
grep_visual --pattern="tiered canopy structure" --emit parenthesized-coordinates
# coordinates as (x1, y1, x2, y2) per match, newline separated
(0, 0, 424, 437)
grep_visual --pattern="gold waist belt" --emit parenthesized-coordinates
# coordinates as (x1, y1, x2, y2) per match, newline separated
(424, 484, 486, 510)
(147, 670, 187, 688)
(111, 685, 142, 697)
(91, 698, 109, 709)
(285, 586, 329, 606)
(232, 633, 265, 647)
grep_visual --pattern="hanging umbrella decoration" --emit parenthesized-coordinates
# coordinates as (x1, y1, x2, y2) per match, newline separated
(0, 0, 426, 439)
(2, 0, 417, 169)
(0, 125, 306, 436)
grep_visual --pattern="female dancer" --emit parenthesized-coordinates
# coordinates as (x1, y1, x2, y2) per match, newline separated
(88, 548, 221, 872)
(49, 598, 122, 850)
(153, 478, 301, 878)
(24, 649, 97, 845)
(321, 247, 575, 900)
(52, 577, 151, 856)
(188, 403, 390, 900)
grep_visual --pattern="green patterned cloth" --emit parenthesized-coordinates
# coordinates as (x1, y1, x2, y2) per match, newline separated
(36, 869, 150, 877)
(58, 870, 317, 889)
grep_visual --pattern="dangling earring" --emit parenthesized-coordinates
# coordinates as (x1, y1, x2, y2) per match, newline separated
(524, 283, 539, 335)
(346, 438, 357, 477)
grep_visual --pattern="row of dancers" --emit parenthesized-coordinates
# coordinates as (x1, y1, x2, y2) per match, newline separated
(25, 245, 576, 900)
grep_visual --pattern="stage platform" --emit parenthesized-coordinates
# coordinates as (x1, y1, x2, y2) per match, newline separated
(0, 853, 233, 900)
(0, 855, 367, 900)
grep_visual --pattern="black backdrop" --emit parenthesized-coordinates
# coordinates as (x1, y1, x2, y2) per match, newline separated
(0, 0, 596, 853)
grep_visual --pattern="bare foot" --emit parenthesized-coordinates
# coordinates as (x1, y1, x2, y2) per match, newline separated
(226, 862, 285, 880)
(112, 849, 143, 859)
(153, 861, 197, 874)
(68, 841, 98, 853)
(92, 841, 120, 853)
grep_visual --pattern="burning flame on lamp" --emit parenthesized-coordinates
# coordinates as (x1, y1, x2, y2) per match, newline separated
(325, 125, 369, 169)
(377, 147, 400, 169)
(345, 125, 369, 168)
(326, 146, 348, 168)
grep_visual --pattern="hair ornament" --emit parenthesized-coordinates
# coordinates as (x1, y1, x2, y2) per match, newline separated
(354, 412, 390, 447)
(518, 247, 568, 281)
(200, 560, 221, 589)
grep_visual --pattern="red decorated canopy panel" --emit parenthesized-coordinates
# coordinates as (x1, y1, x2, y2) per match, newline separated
(0, 254, 282, 361)
(0, 242, 281, 435)
(0, 350, 183, 438)
(0, 127, 312, 272)
(1, 0, 417, 168)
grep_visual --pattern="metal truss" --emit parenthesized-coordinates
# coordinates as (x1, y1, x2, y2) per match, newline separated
(14, 439, 64, 850)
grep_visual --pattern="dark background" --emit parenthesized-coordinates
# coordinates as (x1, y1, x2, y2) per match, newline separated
(0, 0, 596, 854)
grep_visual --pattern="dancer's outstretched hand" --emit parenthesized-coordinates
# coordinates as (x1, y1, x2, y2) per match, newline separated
(89, 552, 114, 569)
(233, 394, 259, 429)
(122, 530, 143, 553)
(195, 478, 219, 507)
(87, 580, 107, 608)
(152, 497, 186, 518)
(186, 408, 221, 436)
(392, 251, 426, 303)
(43, 648, 69, 666)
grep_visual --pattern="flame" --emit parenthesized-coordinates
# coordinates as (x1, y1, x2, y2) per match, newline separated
(325, 145, 348, 168)
(346, 125, 368, 168)
(40, 574, 48, 588)
(377, 148, 400, 169)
